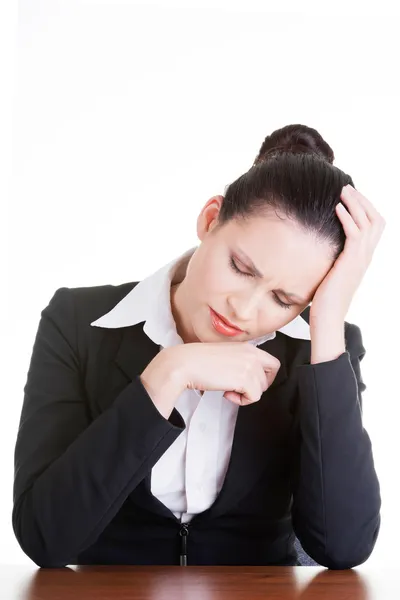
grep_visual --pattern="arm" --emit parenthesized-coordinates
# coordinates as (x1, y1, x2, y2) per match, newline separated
(12, 287, 185, 568)
(290, 323, 381, 569)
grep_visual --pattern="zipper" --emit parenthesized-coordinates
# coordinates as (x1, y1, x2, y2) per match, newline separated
(179, 523, 190, 566)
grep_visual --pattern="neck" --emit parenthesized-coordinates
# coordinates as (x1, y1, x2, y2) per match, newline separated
(170, 280, 198, 345)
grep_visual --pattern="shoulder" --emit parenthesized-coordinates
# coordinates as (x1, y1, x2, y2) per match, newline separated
(44, 281, 138, 323)
(71, 280, 139, 323)
(38, 282, 142, 373)
(42, 281, 141, 348)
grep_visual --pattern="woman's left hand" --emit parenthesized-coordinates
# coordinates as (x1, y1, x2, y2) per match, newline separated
(309, 184, 386, 323)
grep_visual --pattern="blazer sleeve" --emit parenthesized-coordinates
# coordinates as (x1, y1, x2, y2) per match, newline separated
(290, 323, 381, 569)
(12, 287, 185, 568)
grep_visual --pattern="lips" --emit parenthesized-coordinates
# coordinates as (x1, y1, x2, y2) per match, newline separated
(209, 307, 244, 337)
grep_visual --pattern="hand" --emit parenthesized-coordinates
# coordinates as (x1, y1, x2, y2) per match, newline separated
(140, 342, 281, 416)
(173, 342, 281, 406)
(310, 184, 386, 323)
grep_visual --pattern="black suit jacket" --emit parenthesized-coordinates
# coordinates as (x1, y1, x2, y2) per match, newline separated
(12, 283, 381, 569)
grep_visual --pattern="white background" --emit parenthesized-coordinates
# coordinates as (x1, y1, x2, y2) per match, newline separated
(2, 0, 400, 568)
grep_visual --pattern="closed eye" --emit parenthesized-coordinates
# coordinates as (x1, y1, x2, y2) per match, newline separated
(229, 257, 293, 310)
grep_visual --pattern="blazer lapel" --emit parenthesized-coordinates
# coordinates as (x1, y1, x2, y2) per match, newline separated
(114, 321, 161, 382)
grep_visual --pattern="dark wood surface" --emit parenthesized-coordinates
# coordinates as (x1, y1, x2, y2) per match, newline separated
(1, 564, 393, 599)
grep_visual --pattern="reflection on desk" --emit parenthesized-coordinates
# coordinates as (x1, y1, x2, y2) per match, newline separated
(1, 564, 393, 600)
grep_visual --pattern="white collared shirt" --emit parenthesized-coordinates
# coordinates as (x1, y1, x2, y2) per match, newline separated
(91, 246, 311, 523)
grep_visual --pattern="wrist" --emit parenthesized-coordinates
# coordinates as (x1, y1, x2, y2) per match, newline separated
(139, 348, 186, 419)
(310, 319, 346, 364)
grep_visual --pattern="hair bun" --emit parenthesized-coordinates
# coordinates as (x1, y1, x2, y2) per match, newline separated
(254, 124, 335, 165)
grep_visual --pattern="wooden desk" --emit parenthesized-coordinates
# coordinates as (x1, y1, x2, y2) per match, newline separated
(1, 564, 394, 599)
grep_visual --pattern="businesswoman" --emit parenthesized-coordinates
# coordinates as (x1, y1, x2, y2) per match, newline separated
(12, 123, 384, 569)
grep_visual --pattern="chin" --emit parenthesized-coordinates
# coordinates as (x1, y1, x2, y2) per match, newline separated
(190, 321, 214, 344)
(192, 329, 212, 344)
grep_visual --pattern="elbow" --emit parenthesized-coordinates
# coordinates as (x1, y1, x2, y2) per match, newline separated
(28, 551, 69, 569)
(315, 546, 375, 570)
(36, 558, 69, 569)
(12, 496, 70, 569)
(299, 514, 381, 570)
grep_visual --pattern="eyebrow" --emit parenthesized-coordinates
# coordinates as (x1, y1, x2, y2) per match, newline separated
(235, 248, 310, 304)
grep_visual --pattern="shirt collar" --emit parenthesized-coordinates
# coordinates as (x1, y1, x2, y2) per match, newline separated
(90, 246, 311, 347)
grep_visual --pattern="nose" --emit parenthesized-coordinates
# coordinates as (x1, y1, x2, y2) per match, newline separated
(227, 291, 261, 325)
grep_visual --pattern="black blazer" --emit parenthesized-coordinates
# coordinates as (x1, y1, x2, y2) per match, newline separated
(12, 283, 381, 569)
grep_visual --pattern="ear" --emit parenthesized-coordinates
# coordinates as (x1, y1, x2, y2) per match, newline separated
(196, 195, 224, 241)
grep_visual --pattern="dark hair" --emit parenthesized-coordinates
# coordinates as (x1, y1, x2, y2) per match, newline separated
(218, 124, 355, 260)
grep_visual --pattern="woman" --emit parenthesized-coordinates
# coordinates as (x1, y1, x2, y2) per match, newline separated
(12, 124, 384, 569)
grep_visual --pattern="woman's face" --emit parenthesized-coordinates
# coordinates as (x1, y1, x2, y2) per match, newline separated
(171, 195, 336, 344)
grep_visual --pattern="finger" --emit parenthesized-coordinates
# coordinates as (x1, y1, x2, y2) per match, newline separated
(254, 348, 281, 376)
(255, 364, 270, 393)
(336, 202, 360, 238)
(264, 367, 277, 389)
(228, 392, 253, 407)
(224, 366, 269, 406)
(343, 185, 384, 226)
(232, 377, 261, 406)
(370, 221, 386, 247)
(340, 186, 371, 230)
(224, 387, 256, 406)
(245, 375, 264, 404)
(223, 391, 244, 405)
(261, 363, 280, 388)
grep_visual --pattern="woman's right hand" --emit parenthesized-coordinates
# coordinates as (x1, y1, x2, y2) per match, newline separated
(140, 342, 281, 418)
